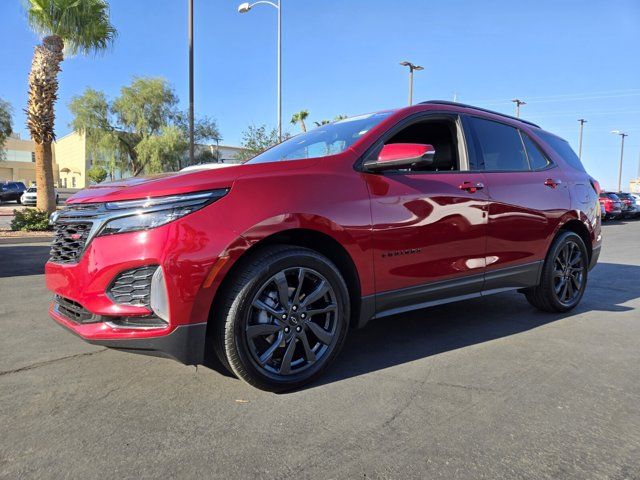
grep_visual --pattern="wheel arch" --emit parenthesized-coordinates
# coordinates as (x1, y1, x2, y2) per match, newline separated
(556, 217, 593, 262)
(207, 227, 365, 333)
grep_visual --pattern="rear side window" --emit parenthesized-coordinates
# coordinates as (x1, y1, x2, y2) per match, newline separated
(521, 134, 551, 170)
(469, 117, 529, 171)
(536, 130, 586, 172)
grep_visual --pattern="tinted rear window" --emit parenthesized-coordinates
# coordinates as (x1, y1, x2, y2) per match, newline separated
(536, 131, 585, 172)
(469, 117, 529, 171)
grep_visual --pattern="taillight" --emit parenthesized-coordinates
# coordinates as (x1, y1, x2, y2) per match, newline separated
(590, 178, 602, 194)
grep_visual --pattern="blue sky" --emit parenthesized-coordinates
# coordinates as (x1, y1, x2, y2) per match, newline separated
(1, 0, 639, 190)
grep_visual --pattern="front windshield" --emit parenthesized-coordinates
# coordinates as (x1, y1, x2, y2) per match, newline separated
(247, 111, 393, 164)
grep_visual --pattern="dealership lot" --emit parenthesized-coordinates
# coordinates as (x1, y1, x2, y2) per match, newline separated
(1, 222, 638, 479)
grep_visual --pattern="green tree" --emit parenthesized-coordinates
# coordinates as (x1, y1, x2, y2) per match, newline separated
(290, 110, 309, 132)
(24, 0, 116, 214)
(334, 114, 348, 121)
(0, 98, 12, 161)
(86, 164, 108, 183)
(238, 124, 281, 160)
(314, 119, 330, 127)
(70, 77, 203, 175)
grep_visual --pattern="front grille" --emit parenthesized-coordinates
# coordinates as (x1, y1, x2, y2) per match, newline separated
(50, 222, 92, 264)
(55, 295, 96, 324)
(107, 266, 158, 308)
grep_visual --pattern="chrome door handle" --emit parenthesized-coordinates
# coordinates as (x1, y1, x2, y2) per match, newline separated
(544, 178, 562, 188)
(459, 182, 484, 193)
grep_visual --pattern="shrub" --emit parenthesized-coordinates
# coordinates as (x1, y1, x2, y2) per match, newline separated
(87, 164, 108, 184)
(11, 208, 52, 231)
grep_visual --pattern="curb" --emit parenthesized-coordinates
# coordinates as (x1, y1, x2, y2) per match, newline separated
(0, 236, 53, 245)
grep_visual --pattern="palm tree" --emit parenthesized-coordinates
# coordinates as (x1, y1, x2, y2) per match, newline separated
(290, 110, 309, 133)
(314, 119, 330, 127)
(25, 0, 116, 213)
(334, 114, 348, 121)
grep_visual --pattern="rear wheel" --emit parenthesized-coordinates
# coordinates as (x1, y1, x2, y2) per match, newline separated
(213, 245, 350, 392)
(16, 197, 21, 204)
(524, 231, 588, 313)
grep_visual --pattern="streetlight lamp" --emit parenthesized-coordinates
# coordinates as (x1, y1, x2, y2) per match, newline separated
(611, 130, 628, 192)
(577, 118, 587, 159)
(399, 61, 423, 106)
(238, 1, 282, 142)
(511, 99, 526, 118)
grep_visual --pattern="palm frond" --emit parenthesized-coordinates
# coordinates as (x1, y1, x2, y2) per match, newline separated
(25, 0, 117, 55)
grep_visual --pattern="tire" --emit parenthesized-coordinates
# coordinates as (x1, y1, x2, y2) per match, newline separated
(16, 198, 21, 204)
(524, 231, 589, 313)
(213, 245, 350, 392)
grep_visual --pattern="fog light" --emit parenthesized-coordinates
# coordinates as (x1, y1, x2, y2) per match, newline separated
(150, 266, 170, 323)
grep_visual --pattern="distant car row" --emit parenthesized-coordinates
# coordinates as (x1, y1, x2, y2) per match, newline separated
(0, 182, 59, 205)
(599, 192, 640, 221)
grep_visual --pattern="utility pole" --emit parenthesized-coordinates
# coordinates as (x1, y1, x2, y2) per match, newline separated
(578, 119, 587, 159)
(611, 130, 628, 192)
(511, 99, 526, 118)
(399, 61, 424, 106)
(187, 0, 194, 169)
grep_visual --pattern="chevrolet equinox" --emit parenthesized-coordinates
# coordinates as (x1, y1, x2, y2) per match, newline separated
(47, 101, 602, 391)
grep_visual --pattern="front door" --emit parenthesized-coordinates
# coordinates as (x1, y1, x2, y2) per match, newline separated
(363, 114, 490, 316)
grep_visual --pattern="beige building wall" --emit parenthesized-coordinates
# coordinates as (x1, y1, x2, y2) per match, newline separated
(0, 135, 59, 185)
(53, 131, 89, 188)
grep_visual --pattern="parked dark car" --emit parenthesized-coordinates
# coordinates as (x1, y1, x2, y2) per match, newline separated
(615, 192, 639, 218)
(0, 182, 27, 203)
(599, 192, 623, 220)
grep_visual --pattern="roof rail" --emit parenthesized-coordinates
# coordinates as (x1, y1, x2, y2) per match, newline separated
(419, 100, 540, 128)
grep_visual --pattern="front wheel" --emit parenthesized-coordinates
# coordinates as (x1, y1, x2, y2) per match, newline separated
(524, 231, 588, 313)
(213, 246, 350, 392)
(16, 197, 21, 204)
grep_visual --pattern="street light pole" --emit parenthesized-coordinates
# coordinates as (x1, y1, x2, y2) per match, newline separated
(399, 61, 424, 106)
(611, 130, 628, 192)
(511, 99, 526, 118)
(238, 1, 282, 141)
(578, 118, 587, 159)
(187, 0, 194, 168)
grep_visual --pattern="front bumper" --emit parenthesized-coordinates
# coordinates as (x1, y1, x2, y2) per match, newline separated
(49, 303, 206, 364)
(45, 201, 239, 365)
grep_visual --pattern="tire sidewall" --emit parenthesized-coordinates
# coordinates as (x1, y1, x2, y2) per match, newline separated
(225, 248, 350, 390)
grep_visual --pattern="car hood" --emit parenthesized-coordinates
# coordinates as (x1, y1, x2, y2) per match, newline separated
(66, 160, 318, 204)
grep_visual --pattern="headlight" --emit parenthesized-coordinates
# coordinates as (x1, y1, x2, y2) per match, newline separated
(97, 189, 228, 236)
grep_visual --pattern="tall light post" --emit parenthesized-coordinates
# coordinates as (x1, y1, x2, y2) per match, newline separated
(611, 130, 628, 192)
(399, 61, 423, 106)
(187, 0, 194, 168)
(238, 1, 282, 141)
(511, 98, 526, 118)
(577, 118, 587, 159)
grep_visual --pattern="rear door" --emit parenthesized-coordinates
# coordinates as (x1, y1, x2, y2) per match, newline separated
(464, 116, 570, 291)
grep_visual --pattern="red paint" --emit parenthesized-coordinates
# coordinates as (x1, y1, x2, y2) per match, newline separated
(377, 143, 434, 163)
(46, 102, 601, 351)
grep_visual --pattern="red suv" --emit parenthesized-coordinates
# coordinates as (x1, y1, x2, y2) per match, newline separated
(46, 101, 601, 391)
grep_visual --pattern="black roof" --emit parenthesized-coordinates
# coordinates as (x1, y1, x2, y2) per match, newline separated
(419, 100, 540, 128)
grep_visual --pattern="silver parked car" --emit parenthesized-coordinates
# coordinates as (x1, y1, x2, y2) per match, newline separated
(20, 186, 59, 206)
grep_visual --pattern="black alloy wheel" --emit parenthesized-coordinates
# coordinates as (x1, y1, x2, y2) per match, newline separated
(213, 245, 349, 391)
(525, 231, 589, 313)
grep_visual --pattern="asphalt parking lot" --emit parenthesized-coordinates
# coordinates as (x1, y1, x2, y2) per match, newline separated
(1, 221, 639, 480)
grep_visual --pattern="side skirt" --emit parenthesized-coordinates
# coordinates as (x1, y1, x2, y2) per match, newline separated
(356, 261, 542, 327)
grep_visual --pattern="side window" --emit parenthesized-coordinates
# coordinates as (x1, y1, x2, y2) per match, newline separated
(521, 133, 551, 170)
(469, 117, 529, 171)
(536, 130, 586, 172)
(383, 119, 459, 172)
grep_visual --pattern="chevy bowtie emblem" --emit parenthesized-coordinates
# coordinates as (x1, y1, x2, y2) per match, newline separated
(70, 233, 82, 241)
